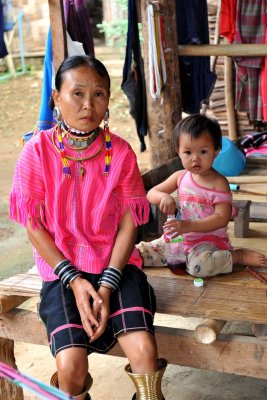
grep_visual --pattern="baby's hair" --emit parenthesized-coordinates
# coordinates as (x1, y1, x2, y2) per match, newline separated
(174, 114, 222, 151)
(49, 55, 110, 110)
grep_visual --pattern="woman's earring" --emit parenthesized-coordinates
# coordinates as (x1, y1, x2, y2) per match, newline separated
(104, 109, 109, 129)
(104, 109, 112, 177)
(53, 107, 61, 122)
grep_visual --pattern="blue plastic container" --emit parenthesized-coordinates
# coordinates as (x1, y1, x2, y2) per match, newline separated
(212, 137, 246, 176)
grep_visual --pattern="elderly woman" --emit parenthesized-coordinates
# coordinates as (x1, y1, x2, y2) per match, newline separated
(10, 55, 167, 400)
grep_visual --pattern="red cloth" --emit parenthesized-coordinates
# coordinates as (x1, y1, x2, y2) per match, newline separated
(220, 0, 237, 43)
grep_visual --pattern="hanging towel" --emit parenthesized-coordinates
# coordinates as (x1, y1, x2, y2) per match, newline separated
(176, 0, 216, 114)
(121, 0, 148, 152)
(234, 0, 265, 121)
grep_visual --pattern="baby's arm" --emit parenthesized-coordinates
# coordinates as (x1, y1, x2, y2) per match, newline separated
(147, 171, 181, 215)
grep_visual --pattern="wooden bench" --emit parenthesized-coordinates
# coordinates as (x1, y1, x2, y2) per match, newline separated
(1, 223, 267, 399)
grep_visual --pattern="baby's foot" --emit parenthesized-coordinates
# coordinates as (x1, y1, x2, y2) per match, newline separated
(232, 248, 267, 267)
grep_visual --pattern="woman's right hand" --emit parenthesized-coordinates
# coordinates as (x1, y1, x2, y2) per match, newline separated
(70, 277, 103, 339)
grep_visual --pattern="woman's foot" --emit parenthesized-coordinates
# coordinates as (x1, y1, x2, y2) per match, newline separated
(232, 248, 267, 267)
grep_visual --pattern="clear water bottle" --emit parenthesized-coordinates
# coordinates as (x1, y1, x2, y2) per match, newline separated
(164, 214, 186, 275)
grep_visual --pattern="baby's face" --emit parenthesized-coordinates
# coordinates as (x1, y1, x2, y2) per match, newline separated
(177, 131, 219, 175)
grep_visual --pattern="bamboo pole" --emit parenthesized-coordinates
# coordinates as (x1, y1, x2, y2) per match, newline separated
(178, 44, 267, 57)
(224, 52, 237, 140)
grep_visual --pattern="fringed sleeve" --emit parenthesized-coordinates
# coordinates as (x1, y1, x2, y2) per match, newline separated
(9, 138, 46, 229)
(114, 149, 150, 227)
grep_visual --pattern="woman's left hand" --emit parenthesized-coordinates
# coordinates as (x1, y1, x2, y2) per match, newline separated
(90, 286, 111, 342)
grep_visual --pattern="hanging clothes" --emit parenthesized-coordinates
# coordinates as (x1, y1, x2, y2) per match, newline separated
(220, 0, 237, 43)
(0, 0, 8, 58)
(176, 0, 216, 114)
(121, 0, 148, 152)
(234, 0, 265, 121)
(63, 0, 94, 56)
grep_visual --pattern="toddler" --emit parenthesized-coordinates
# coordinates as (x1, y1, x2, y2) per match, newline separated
(144, 114, 267, 277)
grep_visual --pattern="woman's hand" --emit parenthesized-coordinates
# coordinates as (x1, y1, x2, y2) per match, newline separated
(90, 286, 111, 342)
(70, 277, 103, 339)
(159, 194, 176, 215)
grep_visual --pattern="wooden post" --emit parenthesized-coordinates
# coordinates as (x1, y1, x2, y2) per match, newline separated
(0, 338, 23, 399)
(48, 0, 67, 73)
(140, 0, 182, 168)
(195, 319, 226, 344)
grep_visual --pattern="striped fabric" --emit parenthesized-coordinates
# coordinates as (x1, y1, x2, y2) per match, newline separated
(10, 128, 150, 280)
(234, 0, 266, 121)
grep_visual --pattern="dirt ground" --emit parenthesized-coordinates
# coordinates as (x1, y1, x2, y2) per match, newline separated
(1, 50, 267, 399)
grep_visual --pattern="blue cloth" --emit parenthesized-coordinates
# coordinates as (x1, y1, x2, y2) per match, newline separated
(0, 0, 8, 58)
(176, 0, 216, 114)
(38, 28, 54, 130)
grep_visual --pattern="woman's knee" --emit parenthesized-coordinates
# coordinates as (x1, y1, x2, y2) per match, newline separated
(56, 347, 88, 389)
(118, 331, 157, 370)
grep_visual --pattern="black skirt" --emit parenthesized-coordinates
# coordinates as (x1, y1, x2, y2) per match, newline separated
(39, 264, 156, 357)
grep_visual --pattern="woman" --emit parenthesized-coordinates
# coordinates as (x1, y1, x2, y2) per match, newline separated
(10, 55, 167, 400)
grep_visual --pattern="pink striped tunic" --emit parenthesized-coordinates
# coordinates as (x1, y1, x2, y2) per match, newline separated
(10, 128, 149, 281)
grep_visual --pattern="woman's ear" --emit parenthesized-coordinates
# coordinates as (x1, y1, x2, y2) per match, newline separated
(52, 89, 59, 107)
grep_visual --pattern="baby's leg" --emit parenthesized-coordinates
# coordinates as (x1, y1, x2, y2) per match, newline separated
(186, 243, 232, 277)
(232, 248, 267, 267)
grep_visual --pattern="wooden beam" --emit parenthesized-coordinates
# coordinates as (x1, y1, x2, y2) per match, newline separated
(140, 1, 181, 168)
(0, 338, 23, 399)
(178, 44, 267, 57)
(195, 319, 226, 344)
(1, 310, 267, 380)
(48, 0, 67, 73)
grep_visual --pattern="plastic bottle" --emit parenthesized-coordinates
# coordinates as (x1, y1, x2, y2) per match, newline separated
(164, 214, 186, 275)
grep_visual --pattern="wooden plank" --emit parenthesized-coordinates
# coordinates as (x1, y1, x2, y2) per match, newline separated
(0, 295, 30, 315)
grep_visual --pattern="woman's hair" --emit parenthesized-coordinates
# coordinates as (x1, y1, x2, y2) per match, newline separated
(49, 55, 110, 110)
(174, 114, 222, 151)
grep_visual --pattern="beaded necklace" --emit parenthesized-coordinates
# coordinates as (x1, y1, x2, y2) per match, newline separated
(52, 124, 112, 177)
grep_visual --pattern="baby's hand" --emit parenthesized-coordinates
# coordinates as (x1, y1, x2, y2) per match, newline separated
(163, 219, 189, 237)
(159, 195, 176, 214)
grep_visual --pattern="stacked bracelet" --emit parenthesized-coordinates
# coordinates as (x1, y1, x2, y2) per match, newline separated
(54, 259, 82, 288)
(98, 266, 122, 292)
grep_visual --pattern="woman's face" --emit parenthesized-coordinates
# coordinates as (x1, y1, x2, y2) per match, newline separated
(53, 65, 110, 132)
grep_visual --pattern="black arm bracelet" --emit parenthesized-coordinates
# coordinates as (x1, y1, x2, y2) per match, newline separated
(98, 266, 122, 292)
(54, 259, 82, 288)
